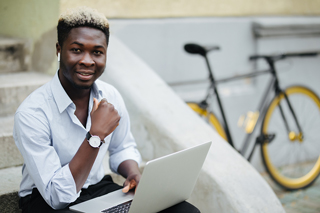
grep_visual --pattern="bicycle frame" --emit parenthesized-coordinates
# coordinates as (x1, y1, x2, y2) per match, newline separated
(209, 66, 276, 160)
(203, 53, 308, 161)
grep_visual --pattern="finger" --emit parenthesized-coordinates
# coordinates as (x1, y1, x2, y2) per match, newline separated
(107, 103, 115, 111)
(92, 98, 99, 112)
(128, 180, 137, 190)
(122, 184, 130, 193)
(122, 180, 136, 193)
(99, 98, 108, 105)
(122, 179, 130, 193)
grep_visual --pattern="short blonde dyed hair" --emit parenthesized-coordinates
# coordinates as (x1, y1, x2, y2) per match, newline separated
(57, 7, 110, 46)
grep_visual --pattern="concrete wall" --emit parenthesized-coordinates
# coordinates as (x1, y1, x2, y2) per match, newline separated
(60, 0, 320, 17)
(108, 17, 320, 172)
(102, 35, 284, 212)
(0, 0, 59, 74)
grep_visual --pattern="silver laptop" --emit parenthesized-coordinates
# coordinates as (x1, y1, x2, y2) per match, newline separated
(70, 141, 212, 213)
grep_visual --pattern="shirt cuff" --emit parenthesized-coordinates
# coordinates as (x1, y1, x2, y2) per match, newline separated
(49, 164, 80, 209)
(109, 147, 142, 174)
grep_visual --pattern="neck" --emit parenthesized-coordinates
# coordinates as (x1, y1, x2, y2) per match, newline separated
(58, 69, 91, 103)
(58, 70, 92, 127)
(66, 86, 91, 103)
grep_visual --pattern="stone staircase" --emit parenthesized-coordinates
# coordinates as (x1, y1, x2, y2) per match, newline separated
(0, 37, 127, 212)
(0, 37, 52, 212)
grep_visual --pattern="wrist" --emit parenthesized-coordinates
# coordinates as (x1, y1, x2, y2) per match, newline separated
(88, 128, 104, 141)
(118, 160, 140, 177)
(86, 131, 105, 148)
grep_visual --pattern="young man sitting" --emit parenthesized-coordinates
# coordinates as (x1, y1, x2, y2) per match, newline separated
(14, 7, 200, 213)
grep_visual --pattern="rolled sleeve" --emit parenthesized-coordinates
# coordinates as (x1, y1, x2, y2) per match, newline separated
(108, 90, 142, 173)
(109, 143, 142, 174)
(49, 164, 79, 209)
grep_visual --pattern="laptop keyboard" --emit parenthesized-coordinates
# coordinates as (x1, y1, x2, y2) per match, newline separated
(101, 200, 132, 213)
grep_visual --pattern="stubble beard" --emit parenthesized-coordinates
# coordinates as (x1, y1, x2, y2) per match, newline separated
(71, 80, 93, 90)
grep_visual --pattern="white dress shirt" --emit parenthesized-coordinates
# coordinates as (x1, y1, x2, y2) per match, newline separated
(13, 72, 141, 209)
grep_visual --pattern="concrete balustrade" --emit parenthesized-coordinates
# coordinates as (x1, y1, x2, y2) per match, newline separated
(101, 35, 285, 212)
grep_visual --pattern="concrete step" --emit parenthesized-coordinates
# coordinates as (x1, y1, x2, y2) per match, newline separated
(0, 37, 31, 74)
(0, 165, 21, 212)
(0, 116, 23, 169)
(0, 166, 22, 196)
(0, 72, 52, 117)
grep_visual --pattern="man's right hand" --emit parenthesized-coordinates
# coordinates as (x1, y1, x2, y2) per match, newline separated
(70, 97, 120, 192)
(89, 98, 120, 140)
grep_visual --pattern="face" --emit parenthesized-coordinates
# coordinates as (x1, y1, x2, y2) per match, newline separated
(57, 27, 107, 90)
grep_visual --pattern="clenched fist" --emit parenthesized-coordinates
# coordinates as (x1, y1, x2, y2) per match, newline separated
(89, 98, 120, 140)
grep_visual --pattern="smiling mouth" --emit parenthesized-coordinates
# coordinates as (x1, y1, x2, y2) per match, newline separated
(76, 72, 94, 81)
(79, 73, 91, 76)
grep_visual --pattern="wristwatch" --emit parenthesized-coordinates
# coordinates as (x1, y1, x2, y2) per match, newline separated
(86, 132, 104, 148)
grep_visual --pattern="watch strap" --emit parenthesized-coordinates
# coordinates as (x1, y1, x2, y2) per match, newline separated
(86, 131, 92, 140)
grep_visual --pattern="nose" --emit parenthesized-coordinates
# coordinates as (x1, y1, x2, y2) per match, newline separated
(79, 52, 94, 67)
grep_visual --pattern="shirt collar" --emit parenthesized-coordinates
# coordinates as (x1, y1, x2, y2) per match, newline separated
(51, 71, 103, 113)
(91, 80, 102, 100)
(51, 71, 73, 113)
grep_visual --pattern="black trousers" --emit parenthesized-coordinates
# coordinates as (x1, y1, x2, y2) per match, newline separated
(19, 175, 200, 213)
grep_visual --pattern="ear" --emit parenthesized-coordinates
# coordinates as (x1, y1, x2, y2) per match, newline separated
(56, 42, 61, 56)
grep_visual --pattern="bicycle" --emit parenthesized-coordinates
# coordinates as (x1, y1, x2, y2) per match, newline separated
(182, 43, 320, 190)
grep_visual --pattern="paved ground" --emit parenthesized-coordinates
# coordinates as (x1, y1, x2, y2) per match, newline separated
(262, 173, 320, 213)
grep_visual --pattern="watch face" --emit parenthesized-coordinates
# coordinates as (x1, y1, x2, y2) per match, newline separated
(89, 135, 101, 148)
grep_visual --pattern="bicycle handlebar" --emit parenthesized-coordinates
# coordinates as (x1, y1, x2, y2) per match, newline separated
(249, 51, 319, 62)
(185, 43, 319, 62)
(184, 43, 220, 56)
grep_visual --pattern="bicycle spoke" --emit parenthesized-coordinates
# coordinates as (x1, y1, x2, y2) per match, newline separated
(261, 86, 320, 190)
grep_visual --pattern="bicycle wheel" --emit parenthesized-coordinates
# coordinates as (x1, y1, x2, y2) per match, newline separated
(261, 86, 320, 190)
(187, 102, 228, 141)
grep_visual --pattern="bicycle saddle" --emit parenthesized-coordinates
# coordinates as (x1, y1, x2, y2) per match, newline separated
(184, 43, 220, 56)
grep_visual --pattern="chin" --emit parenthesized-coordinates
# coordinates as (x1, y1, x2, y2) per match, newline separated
(72, 81, 93, 90)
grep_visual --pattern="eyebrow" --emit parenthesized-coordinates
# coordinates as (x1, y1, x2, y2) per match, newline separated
(71, 41, 106, 49)
(71, 41, 84, 46)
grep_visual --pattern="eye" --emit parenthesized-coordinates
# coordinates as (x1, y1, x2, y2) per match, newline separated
(93, 50, 103, 55)
(71, 48, 81, 53)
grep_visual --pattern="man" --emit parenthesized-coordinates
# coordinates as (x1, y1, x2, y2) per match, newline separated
(14, 7, 200, 212)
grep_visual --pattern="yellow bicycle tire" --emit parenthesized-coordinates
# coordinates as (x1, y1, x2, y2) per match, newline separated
(261, 86, 320, 190)
(187, 102, 228, 141)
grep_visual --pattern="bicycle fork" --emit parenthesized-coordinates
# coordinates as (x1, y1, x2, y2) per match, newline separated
(254, 89, 304, 160)
(276, 90, 304, 142)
